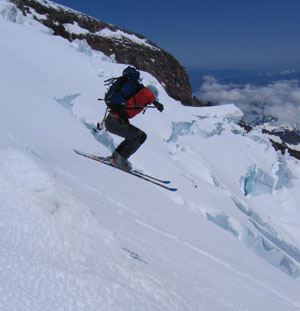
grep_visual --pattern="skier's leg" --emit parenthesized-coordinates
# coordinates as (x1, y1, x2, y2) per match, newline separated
(105, 115, 147, 159)
(116, 125, 147, 159)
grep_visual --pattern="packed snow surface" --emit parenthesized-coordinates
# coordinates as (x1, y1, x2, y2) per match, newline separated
(1, 1, 300, 310)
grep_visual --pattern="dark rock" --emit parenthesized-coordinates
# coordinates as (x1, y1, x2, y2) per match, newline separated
(262, 128, 300, 146)
(269, 139, 300, 160)
(238, 121, 253, 133)
(238, 121, 300, 160)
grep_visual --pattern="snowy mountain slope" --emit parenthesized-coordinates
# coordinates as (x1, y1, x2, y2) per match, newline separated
(1, 2, 300, 310)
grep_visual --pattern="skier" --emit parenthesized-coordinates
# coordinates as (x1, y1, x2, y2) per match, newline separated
(105, 85, 164, 171)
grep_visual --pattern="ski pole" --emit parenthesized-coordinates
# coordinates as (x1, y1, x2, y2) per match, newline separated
(96, 107, 108, 131)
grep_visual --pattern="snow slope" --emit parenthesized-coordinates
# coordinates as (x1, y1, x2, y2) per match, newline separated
(1, 2, 300, 310)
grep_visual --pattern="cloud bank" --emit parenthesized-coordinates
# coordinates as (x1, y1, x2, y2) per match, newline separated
(196, 76, 300, 127)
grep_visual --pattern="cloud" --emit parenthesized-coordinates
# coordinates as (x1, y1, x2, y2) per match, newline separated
(266, 69, 297, 76)
(279, 69, 297, 75)
(196, 76, 300, 126)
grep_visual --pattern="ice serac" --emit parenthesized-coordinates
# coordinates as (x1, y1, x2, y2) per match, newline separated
(241, 164, 275, 196)
(11, 0, 201, 106)
(167, 103, 243, 143)
(240, 153, 294, 197)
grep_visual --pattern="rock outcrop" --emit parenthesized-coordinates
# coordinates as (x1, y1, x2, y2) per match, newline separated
(238, 121, 300, 160)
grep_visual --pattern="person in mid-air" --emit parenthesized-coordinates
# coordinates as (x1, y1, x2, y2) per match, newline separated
(104, 67, 164, 171)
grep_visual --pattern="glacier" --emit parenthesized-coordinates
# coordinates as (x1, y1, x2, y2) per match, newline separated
(1, 1, 300, 310)
(242, 164, 275, 196)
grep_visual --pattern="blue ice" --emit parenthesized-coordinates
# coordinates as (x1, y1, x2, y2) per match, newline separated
(167, 121, 196, 143)
(274, 161, 292, 190)
(55, 94, 81, 111)
(242, 164, 274, 196)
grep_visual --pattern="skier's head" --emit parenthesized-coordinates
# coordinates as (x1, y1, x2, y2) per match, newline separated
(146, 85, 159, 100)
(122, 66, 140, 80)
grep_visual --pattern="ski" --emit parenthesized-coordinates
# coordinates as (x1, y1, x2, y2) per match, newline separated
(100, 156, 171, 184)
(74, 150, 177, 192)
(75, 150, 170, 184)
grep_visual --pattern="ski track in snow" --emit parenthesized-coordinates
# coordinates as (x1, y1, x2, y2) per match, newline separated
(0, 147, 187, 311)
(134, 219, 300, 309)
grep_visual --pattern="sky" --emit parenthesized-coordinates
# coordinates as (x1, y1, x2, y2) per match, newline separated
(53, 0, 300, 70)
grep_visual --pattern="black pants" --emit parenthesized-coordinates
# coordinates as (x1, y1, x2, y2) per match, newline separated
(105, 114, 147, 159)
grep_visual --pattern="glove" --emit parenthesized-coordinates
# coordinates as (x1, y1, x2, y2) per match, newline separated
(153, 101, 164, 112)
